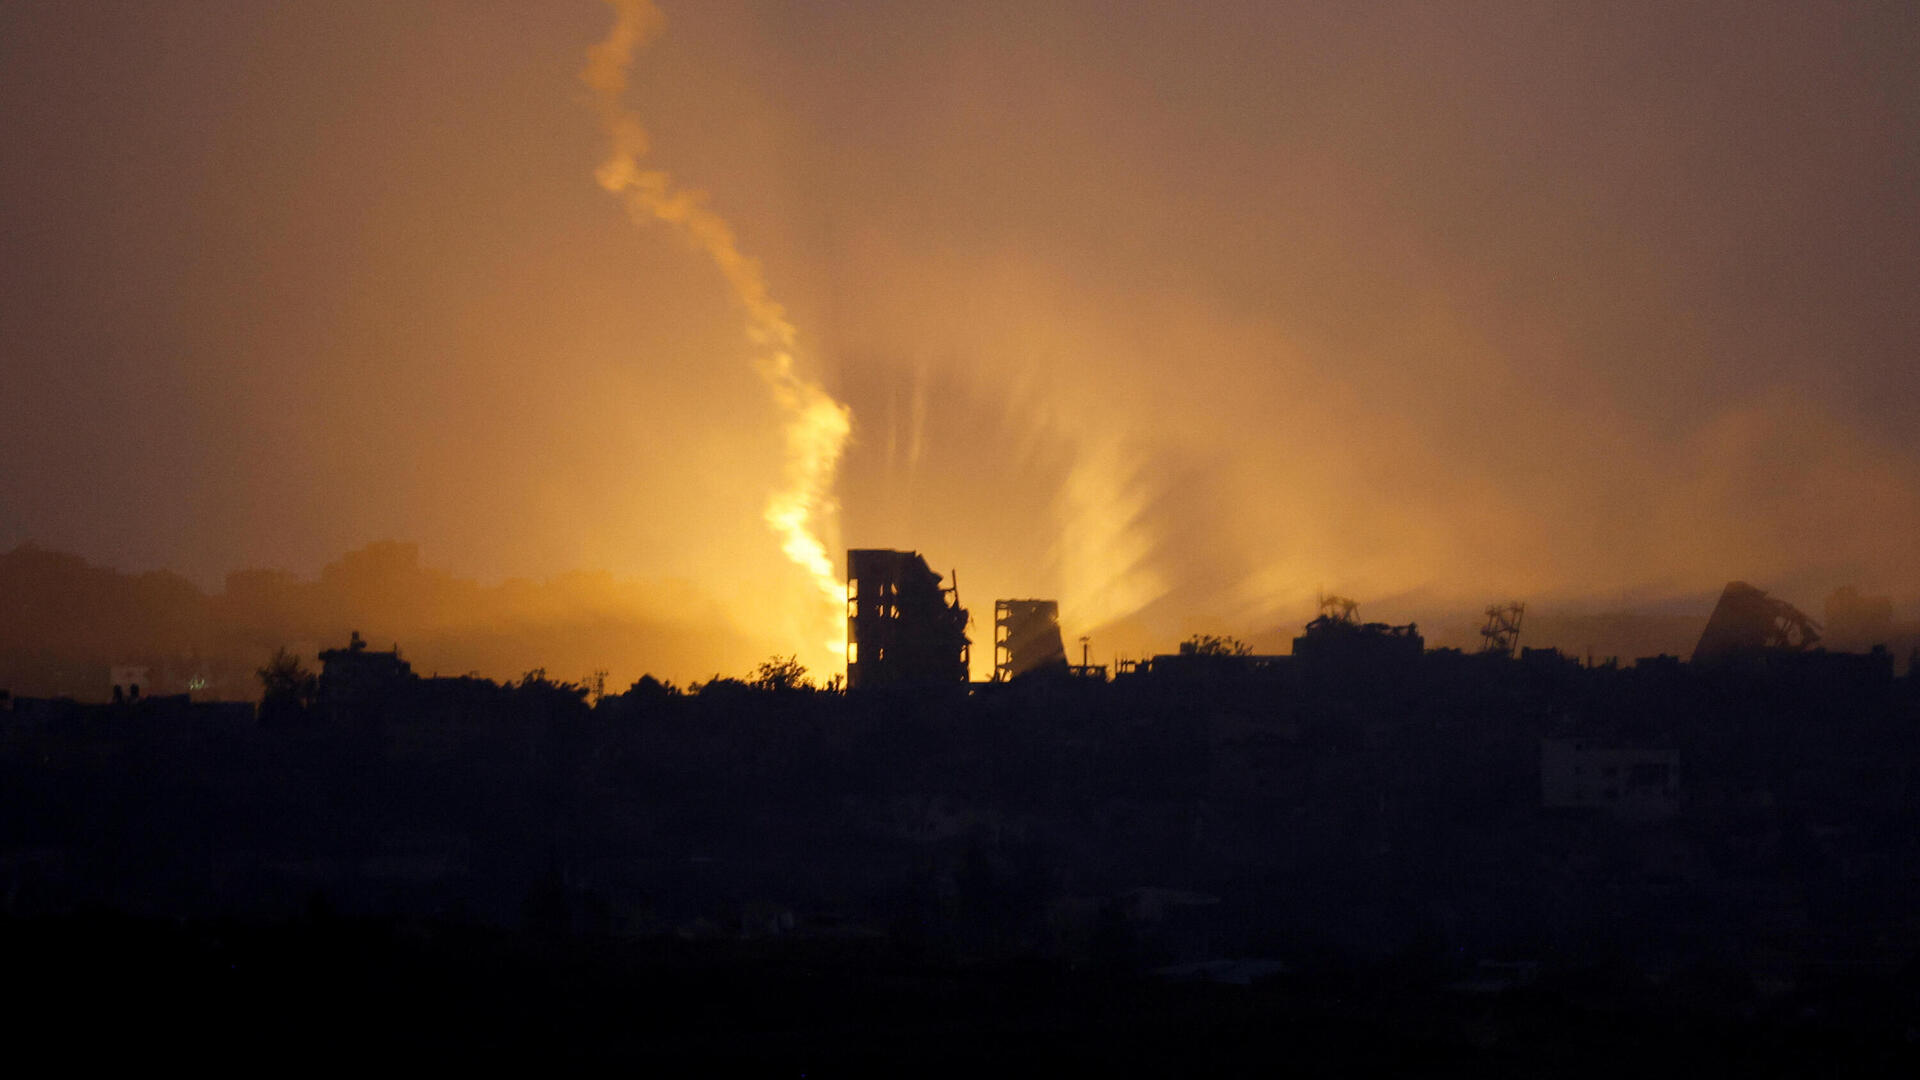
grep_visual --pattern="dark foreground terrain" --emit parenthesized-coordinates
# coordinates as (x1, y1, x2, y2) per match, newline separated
(12, 909, 1919, 1074)
(8, 641, 1920, 1071)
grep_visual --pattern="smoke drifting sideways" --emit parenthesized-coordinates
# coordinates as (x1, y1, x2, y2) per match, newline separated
(582, 0, 851, 677)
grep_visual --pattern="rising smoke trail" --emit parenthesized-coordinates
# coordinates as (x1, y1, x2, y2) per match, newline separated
(583, 0, 852, 668)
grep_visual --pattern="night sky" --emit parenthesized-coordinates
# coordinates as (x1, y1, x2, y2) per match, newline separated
(5, 1, 1917, 679)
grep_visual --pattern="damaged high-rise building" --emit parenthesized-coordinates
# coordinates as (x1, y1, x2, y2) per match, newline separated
(845, 549, 971, 689)
(1691, 581, 1821, 664)
(993, 599, 1068, 681)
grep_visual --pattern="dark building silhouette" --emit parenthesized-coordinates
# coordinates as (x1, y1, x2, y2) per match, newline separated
(1690, 581, 1820, 663)
(993, 599, 1068, 681)
(317, 630, 413, 723)
(1290, 604, 1423, 679)
(1824, 585, 1895, 649)
(1822, 585, 1920, 673)
(845, 549, 970, 689)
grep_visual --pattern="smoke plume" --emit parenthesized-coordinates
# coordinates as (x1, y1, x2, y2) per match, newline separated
(582, 0, 851, 674)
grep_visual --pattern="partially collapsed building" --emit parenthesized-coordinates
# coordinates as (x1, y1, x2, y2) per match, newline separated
(845, 549, 970, 690)
(1290, 602, 1423, 681)
(1691, 581, 1821, 664)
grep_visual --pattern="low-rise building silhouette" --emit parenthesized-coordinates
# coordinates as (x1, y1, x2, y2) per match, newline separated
(317, 630, 412, 724)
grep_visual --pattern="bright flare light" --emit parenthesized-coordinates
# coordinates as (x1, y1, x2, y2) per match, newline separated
(583, 0, 852, 673)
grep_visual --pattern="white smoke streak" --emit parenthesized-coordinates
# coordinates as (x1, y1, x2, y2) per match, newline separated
(583, 0, 852, 670)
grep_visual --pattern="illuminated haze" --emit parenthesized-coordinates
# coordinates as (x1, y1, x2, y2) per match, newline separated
(3, 2, 1917, 682)
(582, 0, 852, 674)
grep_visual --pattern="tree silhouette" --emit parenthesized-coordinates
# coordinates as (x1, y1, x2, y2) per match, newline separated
(256, 646, 316, 724)
(1184, 633, 1251, 657)
(512, 667, 590, 723)
(751, 655, 810, 692)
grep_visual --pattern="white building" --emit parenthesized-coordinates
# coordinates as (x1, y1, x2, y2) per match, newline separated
(1541, 736, 1680, 819)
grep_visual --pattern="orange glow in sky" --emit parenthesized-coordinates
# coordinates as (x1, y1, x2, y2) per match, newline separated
(3, 1, 1918, 685)
(583, 0, 851, 677)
